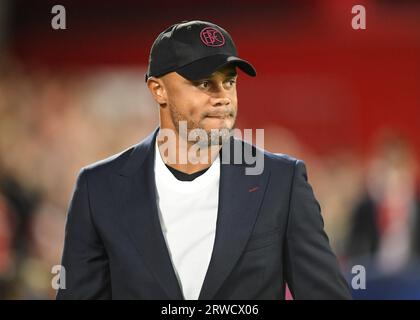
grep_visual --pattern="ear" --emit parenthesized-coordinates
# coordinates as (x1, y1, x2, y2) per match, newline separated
(147, 77, 167, 106)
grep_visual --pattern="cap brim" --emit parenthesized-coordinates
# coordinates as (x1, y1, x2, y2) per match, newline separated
(175, 54, 256, 81)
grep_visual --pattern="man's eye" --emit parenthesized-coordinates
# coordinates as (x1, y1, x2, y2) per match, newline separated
(226, 79, 236, 86)
(198, 81, 210, 88)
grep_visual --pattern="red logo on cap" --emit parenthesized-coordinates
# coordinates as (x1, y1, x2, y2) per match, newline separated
(200, 27, 225, 47)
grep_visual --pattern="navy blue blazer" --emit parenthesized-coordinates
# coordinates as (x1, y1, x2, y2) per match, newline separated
(57, 128, 351, 300)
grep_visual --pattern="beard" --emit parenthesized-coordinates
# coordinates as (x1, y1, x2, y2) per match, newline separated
(169, 104, 236, 147)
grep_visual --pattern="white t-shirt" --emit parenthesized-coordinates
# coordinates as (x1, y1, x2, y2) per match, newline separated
(154, 141, 220, 300)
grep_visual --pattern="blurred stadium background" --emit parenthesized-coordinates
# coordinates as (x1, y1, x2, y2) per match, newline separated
(0, 0, 419, 299)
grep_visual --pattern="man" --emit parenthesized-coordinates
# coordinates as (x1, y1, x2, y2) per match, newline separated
(57, 20, 351, 300)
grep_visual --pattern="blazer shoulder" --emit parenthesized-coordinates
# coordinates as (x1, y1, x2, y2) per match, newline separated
(263, 148, 302, 171)
(80, 144, 137, 178)
(233, 137, 302, 172)
(79, 128, 157, 178)
(265, 150, 299, 164)
(234, 137, 300, 165)
(81, 129, 157, 179)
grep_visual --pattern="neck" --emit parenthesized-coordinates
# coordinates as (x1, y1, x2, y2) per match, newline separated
(156, 130, 221, 174)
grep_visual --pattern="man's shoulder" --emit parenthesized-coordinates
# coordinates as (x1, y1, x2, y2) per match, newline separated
(80, 144, 137, 177)
(79, 130, 157, 178)
(264, 149, 300, 166)
(235, 137, 300, 168)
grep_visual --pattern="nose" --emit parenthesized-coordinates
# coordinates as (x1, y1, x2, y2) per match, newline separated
(210, 86, 231, 107)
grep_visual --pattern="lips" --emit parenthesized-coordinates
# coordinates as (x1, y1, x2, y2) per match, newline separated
(205, 113, 231, 119)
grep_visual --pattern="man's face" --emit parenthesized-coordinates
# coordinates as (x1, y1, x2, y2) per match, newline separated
(159, 65, 238, 145)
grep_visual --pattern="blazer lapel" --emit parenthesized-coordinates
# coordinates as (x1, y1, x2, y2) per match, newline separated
(111, 129, 184, 300)
(198, 138, 271, 300)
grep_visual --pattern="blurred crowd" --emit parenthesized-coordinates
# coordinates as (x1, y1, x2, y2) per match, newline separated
(0, 58, 158, 298)
(0, 59, 419, 299)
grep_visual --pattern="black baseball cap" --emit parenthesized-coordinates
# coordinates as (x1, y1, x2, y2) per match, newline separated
(145, 20, 256, 82)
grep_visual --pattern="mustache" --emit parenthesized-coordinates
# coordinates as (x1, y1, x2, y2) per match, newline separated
(202, 108, 236, 119)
